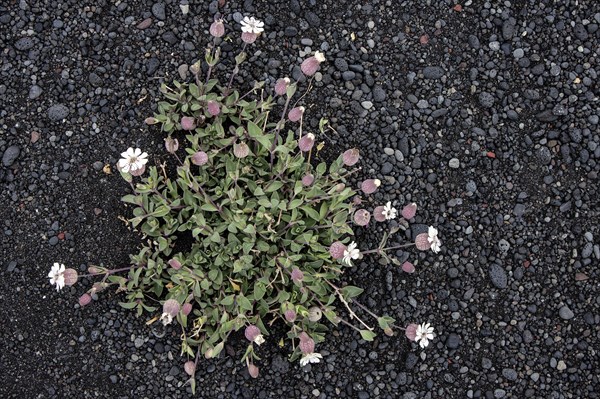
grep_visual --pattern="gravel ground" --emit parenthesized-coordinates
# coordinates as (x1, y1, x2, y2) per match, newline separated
(1, 0, 599, 398)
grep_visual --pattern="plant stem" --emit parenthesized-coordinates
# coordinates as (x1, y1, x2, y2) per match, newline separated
(361, 243, 415, 255)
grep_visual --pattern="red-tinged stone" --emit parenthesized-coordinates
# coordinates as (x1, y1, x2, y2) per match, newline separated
(523, 260, 530, 268)
(486, 151, 496, 158)
(30, 131, 40, 143)
(575, 272, 588, 281)
(58, 232, 65, 240)
(453, 4, 463, 12)
(137, 18, 152, 30)
(420, 34, 429, 44)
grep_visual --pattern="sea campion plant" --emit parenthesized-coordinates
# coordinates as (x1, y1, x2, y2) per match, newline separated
(48, 15, 441, 391)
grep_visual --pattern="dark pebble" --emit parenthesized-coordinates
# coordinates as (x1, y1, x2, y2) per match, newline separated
(446, 333, 461, 349)
(15, 37, 34, 51)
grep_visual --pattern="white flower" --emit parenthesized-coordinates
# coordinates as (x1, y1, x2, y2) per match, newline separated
(254, 334, 265, 345)
(427, 226, 441, 253)
(342, 241, 361, 266)
(160, 312, 173, 326)
(415, 322, 435, 348)
(314, 51, 326, 63)
(299, 352, 323, 366)
(48, 263, 66, 291)
(118, 147, 148, 174)
(240, 16, 264, 34)
(382, 201, 398, 220)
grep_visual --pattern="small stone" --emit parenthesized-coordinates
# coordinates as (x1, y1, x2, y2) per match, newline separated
(2, 146, 21, 167)
(136, 18, 152, 29)
(449, 158, 460, 168)
(478, 92, 495, 108)
(498, 239, 510, 252)
(559, 306, 574, 320)
(361, 101, 373, 110)
(556, 360, 567, 371)
(422, 66, 444, 79)
(29, 85, 43, 99)
(47, 104, 69, 121)
(446, 333, 461, 349)
(489, 264, 507, 288)
(15, 37, 34, 51)
(152, 3, 166, 20)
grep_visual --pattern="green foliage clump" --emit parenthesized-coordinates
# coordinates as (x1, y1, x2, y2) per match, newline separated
(119, 74, 368, 369)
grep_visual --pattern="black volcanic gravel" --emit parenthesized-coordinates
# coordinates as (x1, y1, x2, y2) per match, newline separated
(1, 0, 600, 398)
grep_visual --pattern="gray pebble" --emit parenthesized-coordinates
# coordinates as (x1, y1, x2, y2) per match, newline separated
(559, 305, 574, 320)
(446, 333, 461, 349)
(422, 66, 444, 79)
(15, 37, 34, 51)
(2, 146, 21, 167)
(449, 158, 460, 168)
(372, 86, 386, 102)
(361, 101, 373, 110)
(478, 92, 495, 108)
(29, 85, 43, 99)
(489, 264, 507, 288)
(47, 104, 69, 121)
(582, 243, 593, 258)
(152, 3, 166, 20)
(498, 239, 510, 253)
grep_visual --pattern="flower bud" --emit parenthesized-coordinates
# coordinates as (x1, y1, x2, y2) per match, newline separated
(353, 209, 371, 226)
(165, 137, 179, 154)
(182, 303, 193, 316)
(335, 183, 346, 192)
(301, 174, 314, 187)
(79, 293, 92, 307)
(329, 241, 346, 259)
(307, 307, 322, 322)
(288, 106, 305, 122)
(401, 203, 417, 220)
(415, 233, 432, 251)
(233, 142, 250, 158)
(373, 206, 387, 222)
(361, 178, 381, 194)
(191, 151, 208, 166)
(401, 261, 415, 273)
(248, 363, 259, 378)
(342, 148, 360, 166)
(63, 268, 79, 286)
(298, 133, 315, 152)
(184, 361, 196, 376)
(88, 265, 102, 275)
(405, 323, 418, 341)
(245, 325, 261, 343)
(284, 309, 297, 322)
(301, 51, 325, 76)
(209, 19, 225, 38)
(144, 117, 158, 125)
(163, 299, 180, 317)
(207, 101, 220, 116)
(241, 32, 257, 44)
(180, 116, 196, 131)
(275, 77, 290, 96)
(291, 268, 304, 283)
(384, 327, 394, 337)
(91, 282, 107, 293)
(298, 332, 315, 354)
(190, 61, 201, 76)
(168, 258, 182, 270)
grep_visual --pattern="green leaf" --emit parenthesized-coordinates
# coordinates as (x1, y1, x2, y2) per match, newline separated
(377, 316, 396, 330)
(220, 295, 235, 306)
(118, 302, 138, 309)
(289, 198, 303, 209)
(301, 206, 321, 221)
(341, 285, 364, 299)
(201, 203, 219, 212)
(359, 330, 377, 342)
(237, 294, 253, 312)
(254, 281, 266, 301)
